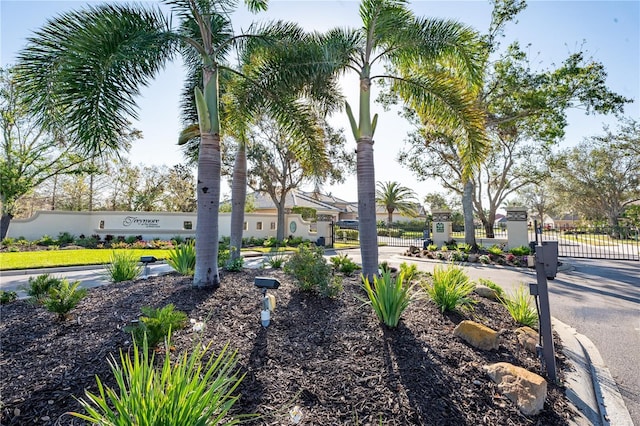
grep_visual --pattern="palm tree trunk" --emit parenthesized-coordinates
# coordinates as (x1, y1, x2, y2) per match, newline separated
(229, 142, 247, 261)
(193, 131, 222, 288)
(357, 136, 378, 280)
(387, 210, 393, 225)
(462, 180, 476, 246)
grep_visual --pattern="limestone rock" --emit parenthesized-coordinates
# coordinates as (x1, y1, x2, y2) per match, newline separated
(515, 326, 539, 354)
(484, 362, 547, 416)
(453, 320, 500, 351)
(475, 285, 500, 301)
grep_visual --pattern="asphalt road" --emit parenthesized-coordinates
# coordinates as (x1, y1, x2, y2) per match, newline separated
(1, 249, 638, 423)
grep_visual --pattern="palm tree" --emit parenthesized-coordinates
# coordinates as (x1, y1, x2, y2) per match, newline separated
(323, 0, 487, 278)
(16, 0, 336, 288)
(375, 181, 418, 224)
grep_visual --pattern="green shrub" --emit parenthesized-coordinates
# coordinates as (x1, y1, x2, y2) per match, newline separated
(477, 278, 505, 298)
(225, 256, 244, 272)
(171, 235, 185, 245)
(263, 236, 282, 248)
(0, 290, 18, 304)
(38, 234, 56, 246)
(509, 245, 531, 256)
(330, 253, 361, 276)
(336, 229, 358, 240)
(167, 241, 196, 276)
(105, 251, 142, 282)
(398, 262, 419, 282)
(458, 243, 472, 253)
(284, 245, 335, 295)
(72, 338, 244, 425)
(25, 274, 63, 303)
(75, 236, 99, 248)
(57, 231, 76, 245)
(450, 250, 467, 262)
(44, 279, 87, 321)
(488, 245, 503, 255)
(500, 286, 538, 328)
(427, 243, 438, 251)
(361, 270, 414, 328)
(478, 254, 491, 264)
(422, 264, 475, 313)
(125, 304, 188, 349)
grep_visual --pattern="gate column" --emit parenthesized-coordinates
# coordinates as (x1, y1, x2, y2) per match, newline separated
(506, 207, 528, 249)
(432, 210, 452, 247)
(316, 214, 334, 247)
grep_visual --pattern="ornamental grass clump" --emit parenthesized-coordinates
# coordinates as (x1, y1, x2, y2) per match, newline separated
(422, 264, 475, 313)
(72, 337, 246, 425)
(500, 285, 539, 328)
(105, 251, 141, 282)
(167, 241, 196, 276)
(330, 253, 361, 275)
(125, 304, 188, 349)
(44, 279, 87, 321)
(361, 270, 414, 328)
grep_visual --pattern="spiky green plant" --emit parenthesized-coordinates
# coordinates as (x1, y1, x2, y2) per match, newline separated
(105, 251, 142, 283)
(398, 262, 419, 282)
(125, 304, 188, 349)
(24, 273, 63, 303)
(71, 337, 246, 425)
(422, 264, 475, 313)
(0, 290, 18, 304)
(500, 285, 538, 328)
(44, 279, 87, 321)
(167, 241, 196, 276)
(361, 270, 414, 328)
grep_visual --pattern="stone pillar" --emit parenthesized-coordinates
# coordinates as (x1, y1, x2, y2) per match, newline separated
(431, 210, 452, 247)
(315, 214, 334, 247)
(506, 207, 529, 249)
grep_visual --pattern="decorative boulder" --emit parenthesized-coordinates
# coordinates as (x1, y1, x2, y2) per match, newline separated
(515, 326, 539, 354)
(475, 285, 500, 301)
(484, 362, 547, 416)
(453, 320, 500, 351)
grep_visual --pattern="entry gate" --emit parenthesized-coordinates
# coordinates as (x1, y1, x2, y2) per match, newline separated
(533, 225, 639, 261)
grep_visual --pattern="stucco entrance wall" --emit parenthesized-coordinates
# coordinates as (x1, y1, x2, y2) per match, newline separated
(7, 211, 326, 243)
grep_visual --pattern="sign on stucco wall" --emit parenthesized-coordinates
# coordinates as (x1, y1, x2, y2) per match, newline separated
(123, 216, 160, 228)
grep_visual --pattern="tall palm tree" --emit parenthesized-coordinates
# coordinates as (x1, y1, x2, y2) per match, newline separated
(16, 0, 336, 288)
(323, 0, 487, 278)
(375, 181, 418, 224)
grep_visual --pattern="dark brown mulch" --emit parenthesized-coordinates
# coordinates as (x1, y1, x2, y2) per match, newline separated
(1, 269, 578, 425)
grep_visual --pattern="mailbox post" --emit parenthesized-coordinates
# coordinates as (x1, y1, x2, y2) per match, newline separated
(531, 244, 557, 382)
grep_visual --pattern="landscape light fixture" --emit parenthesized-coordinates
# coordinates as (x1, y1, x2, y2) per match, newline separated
(254, 277, 280, 327)
(139, 256, 157, 279)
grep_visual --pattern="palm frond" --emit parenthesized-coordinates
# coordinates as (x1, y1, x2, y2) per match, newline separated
(389, 72, 488, 180)
(16, 4, 178, 157)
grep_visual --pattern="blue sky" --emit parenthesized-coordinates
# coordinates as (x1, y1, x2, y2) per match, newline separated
(1, 0, 639, 203)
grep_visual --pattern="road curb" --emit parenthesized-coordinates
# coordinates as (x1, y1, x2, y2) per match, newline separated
(552, 318, 634, 426)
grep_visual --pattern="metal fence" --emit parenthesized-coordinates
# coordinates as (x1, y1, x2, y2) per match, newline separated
(332, 222, 639, 261)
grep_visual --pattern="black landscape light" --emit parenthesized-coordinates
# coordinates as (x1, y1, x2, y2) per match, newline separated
(140, 256, 157, 279)
(254, 277, 280, 327)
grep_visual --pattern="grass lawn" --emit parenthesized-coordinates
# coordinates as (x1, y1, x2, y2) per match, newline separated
(0, 249, 172, 271)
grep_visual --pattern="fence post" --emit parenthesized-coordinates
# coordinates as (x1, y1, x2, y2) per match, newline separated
(506, 207, 529, 250)
(431, 210, 452, 247)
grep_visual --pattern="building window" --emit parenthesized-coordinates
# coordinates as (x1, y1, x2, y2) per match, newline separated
(183, 221, 192, 230)
(243, 222, 248, 231)
(270, 222, 276, 230)
(256, 221, 263, 230)
(99, 220, 104, 229)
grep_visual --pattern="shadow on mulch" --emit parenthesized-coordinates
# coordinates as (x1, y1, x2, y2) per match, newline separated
(1, 270, 578, 425)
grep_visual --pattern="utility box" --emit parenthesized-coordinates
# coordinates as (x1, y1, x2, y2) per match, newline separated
(540, 241, 558, 280)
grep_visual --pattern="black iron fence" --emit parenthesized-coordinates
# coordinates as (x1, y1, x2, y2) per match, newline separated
(331, 222, 639, 261)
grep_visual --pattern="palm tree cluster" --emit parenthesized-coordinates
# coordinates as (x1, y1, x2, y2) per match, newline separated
(14, 0, 487, 285)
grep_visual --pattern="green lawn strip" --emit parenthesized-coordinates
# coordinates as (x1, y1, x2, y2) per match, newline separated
(0, 249, 172, 271)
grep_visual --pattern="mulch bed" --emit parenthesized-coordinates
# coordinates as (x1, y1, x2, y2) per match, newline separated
(0, 269, 578, 425)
